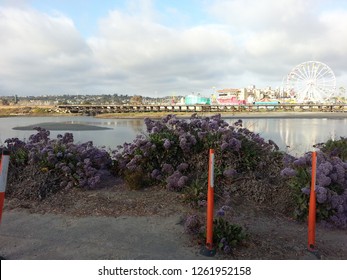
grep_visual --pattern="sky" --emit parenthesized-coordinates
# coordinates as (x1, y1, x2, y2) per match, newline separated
(0, 0, 347, 97)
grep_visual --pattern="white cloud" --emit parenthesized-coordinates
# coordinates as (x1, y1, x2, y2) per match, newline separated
(0, 0, 346, 96)
(206, 0, 347, 86)
(0, 7, 92, 93)
(88, 10, 238, 94)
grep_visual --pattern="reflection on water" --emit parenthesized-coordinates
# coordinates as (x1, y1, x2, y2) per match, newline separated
(0, 116, 147, 149)
(66, 119, 145, 131)
(1, 116, 347, 155)
(225, 118, 347, 157)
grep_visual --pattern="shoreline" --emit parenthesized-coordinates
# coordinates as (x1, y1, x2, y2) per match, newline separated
(95, 111, 347, 119)
(1, 105, 347, 120)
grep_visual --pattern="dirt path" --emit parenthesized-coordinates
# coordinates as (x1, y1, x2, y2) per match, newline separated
(227, 198, 347, 259)
(1, 184, 346, 260)
(0, 210, 210, 260)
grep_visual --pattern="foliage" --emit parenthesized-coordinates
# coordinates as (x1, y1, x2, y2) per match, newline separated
(124, 169, 150, 190)
(3, 127, 112, 199)
(112, 114, 281, 194)
(315, 137, 347, 161)
(1, 99, 10, 106)
(213, 217, 248, 254)
(184, 214, 248, 255)
(281, 150, 347, 228)
(130, 95, 143, 105)
(183, 177, 208, 208)
(31, 107, 50, 115)
(110, 113, 287, 253)
(184, 214, 204, 235)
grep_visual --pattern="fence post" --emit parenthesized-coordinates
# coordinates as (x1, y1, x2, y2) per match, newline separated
(201, 149, 216, 256)
(0, 150, 10, 224)
(308, 151, 317, 251)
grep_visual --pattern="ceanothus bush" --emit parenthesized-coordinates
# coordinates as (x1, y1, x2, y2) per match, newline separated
(282, 150, 347, 228)
(112, 114, 281, 194)
(3, 127, 112, 199)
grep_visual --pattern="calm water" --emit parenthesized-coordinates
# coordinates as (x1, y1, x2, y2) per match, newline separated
(0, 116, 145, 150)
(1, 115, 347, 156)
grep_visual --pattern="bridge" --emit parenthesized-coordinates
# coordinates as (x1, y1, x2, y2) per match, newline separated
(56, 103, 347, 115)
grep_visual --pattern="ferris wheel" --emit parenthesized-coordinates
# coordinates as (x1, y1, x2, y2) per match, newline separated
(286, 61, 336, 103)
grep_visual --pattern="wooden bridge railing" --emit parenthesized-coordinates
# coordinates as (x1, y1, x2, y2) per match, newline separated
(55, 103, 347, 115)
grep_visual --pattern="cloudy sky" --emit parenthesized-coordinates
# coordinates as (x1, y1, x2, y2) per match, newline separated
(0, 0, 347, 97)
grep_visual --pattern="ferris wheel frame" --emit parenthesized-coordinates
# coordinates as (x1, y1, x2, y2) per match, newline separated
(286, 61, 336, 103)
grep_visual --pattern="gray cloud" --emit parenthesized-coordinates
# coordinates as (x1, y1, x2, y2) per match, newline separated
(0, 7, 93, 94)
(0, 0, 346, 97)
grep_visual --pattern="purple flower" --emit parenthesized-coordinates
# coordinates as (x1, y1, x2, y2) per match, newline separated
(151, 169, 161, 179)
(301, 187, 310, 195)
(197, 132, 208, 139)
(317, 193, 327, 203)
(234, 119, 243, 127)
(163, 139, 171, 150)
(188, 135, 197, 145)
(229, 138, 241, 151)
(177, 163, 189, 172)
(317, 174, 331, 187)
(330, 172, 338, 182)
(209, 120, 219, 130)
(316, 186, 328, 203)
(184, 215, 202, 235)
(162, 114, 175, 123)
(151, 127, 159, 133)
(166, 171, 181, 190)
(217, 209, 225, 216)
(318, 162, 333, 175)
(223, 168, 237, 178)
(221, 205, 232, 211)
(221, 142, 229, 150)
(168, 118, 179, 126)
(331, 195, 342, 208)
(56, 151, 63, 158)
(177, 176, 188, 188)
(335, 164, 345, 179)
(162, 163, 174, 175)
(337, 205, 344, 213)
(283, 154, 295, 166)
(223, 245, 232, 254)
(293, 157, 307, 167)
(179, 138, 188, 149)
(280, 168, 297, 177)
(198, 200, 207, 207)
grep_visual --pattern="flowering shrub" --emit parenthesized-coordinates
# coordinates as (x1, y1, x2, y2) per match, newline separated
(111, 113, 285, 254)
(184, 214, 204, 235)
(183, 213, 248, 255)
(315, 137, 347, 160)
(213, 217, 248, 254)
(282, 150, 347, 228)
(3, 127, 112, 199)
(112, 114, 282, 195)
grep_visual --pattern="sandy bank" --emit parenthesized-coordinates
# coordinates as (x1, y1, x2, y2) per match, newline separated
(13, 122, 112, 131)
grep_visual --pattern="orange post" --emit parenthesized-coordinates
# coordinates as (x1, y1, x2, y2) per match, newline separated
(308, 151, 317, 251)
(0, 150, 10, 224)
(206, 149, 215, 250)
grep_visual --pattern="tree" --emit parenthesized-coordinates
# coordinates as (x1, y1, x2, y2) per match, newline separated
(130, 95, 143, 105)
(1, 99, 10, 106)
